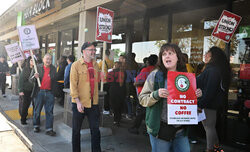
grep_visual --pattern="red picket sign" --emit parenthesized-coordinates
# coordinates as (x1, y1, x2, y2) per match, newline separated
(96, 7, 114, 43)
(167, 71, 198, 124)
(212, 10, 242, 43)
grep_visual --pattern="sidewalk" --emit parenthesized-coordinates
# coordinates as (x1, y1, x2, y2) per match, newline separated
(0, 89, 247, 152)
(0, 112, 30, 152)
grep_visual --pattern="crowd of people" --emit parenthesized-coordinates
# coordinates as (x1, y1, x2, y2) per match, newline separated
(0, 41, 231, 152)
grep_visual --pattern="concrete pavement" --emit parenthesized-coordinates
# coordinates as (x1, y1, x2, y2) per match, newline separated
(0, 112, 30, 152)
(0, 89, 248, 152)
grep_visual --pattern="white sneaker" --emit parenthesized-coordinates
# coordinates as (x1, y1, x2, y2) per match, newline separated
(2, 94, 6, 98)
(103, 110, 110, 115)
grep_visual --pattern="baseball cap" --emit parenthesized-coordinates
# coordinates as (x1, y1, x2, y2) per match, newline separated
(81, 42, 97, 51)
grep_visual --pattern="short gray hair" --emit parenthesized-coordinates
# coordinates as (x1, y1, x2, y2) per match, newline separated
(43, 53, 52, 58)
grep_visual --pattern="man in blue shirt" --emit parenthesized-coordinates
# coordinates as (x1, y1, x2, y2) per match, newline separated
(64, 55, 75, 88)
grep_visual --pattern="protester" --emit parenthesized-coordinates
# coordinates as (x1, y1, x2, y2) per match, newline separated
(128, 54, 158, 134)
(0, 56, 9, 98)
(18, 57, 34, 125)
(119, 54, 126, 71)
(196, 61, 205, 75)
(139, 43, 202, 152)
(70, 42, 101, 152)
(108, 61, 125, 126)
(183, 53, 195, 73)
(138, 57, 149, 72)
(125, 53, 139, 119)
(55, 56, 68, 105)
(197, 47, 231, 152)
(10, 63, 18, 75)
(64, 55, 75, 88)
(30, 54, 57, 136)
(98, 49, 114, 115)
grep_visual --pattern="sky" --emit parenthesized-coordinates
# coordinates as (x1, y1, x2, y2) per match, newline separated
(0, 0, 18, 16)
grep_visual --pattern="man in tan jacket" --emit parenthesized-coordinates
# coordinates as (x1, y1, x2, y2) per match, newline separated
(70, 42, 101, 152)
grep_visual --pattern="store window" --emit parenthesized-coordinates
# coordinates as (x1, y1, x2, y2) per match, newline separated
(61, 29, 73, 57)
(149, 14, 168, 41)
(172, 5, 227, 64)
(73, 28, 79, 58)
(132, 41, 160, 63)
(40, 36, 46, 59)
(47, 33, 57, 66)
(232, 0, 250, 64)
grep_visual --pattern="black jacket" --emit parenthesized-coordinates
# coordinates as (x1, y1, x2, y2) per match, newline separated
(108, 69, 126, 104)
(29, 64, 57, 98)
(0, 61, 9, 77)
(18, 66, 33, 93)
(56, 61, 67, 81)
(196, 65, 226, 109)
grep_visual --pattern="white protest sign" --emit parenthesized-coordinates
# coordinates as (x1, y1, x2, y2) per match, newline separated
(97, 13, 113, 37)
(4, 43, 25, 63)
(18, 25, 40, 51)
(198, 109, 206, 122)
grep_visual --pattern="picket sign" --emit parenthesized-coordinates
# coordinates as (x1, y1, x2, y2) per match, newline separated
(18, 25, 41, 87)
(96, 7, 114, 91)
(4, 43, 25, 63)
(212, 10, 242, 43)
(167, 71, 198, 125)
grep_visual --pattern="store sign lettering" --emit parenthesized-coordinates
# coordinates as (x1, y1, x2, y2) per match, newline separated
(24, 0, 54, 20)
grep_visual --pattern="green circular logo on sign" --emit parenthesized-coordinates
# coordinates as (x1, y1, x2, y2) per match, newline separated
(175, 75, 190, 92)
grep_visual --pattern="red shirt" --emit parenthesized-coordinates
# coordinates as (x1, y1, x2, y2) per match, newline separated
(135, 65, 155, 94)
(85, 61, 95, 99)
(40, 65, 51, 90)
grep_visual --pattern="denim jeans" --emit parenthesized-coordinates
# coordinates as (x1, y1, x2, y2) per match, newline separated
(125, 97, 132, 116)
(149, 130, 190, 152)
(33, 90, 55, 131)
(72, 103, 101, 152)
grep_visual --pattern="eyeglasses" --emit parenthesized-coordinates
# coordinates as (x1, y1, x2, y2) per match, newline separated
(85, 49, 97, 52)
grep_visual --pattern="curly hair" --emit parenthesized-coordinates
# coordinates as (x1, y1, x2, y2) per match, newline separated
(207, 46, 231, 90)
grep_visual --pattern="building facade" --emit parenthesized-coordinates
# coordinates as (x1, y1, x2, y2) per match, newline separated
(0, 0, 249, 64)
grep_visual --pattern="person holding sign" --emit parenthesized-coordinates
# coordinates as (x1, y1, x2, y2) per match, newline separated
(139, 43, 202, 152)
(18, 57, 34, 125)
(197, 47, 231, 152)
(30, 54, 57, 136)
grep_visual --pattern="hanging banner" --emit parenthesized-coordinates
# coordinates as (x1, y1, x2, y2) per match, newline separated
(167, 71, 198, 125)
(4, 43, 25, 64)
(96, 7, 114, 43)
(212, 10, 242, 43)
(18, 25, 40, 51)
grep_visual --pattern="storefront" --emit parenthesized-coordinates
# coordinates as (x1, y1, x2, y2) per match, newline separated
(0, 0, 249, 63)
(0, 0, 249, 147)
(0, 0, 249, 77)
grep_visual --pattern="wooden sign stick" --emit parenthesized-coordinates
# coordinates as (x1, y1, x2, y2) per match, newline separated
(30, 50, 41, 87)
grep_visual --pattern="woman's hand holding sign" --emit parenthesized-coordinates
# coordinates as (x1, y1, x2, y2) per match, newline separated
(158, 88, 169, 98)
(195, 88, 202, 98)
